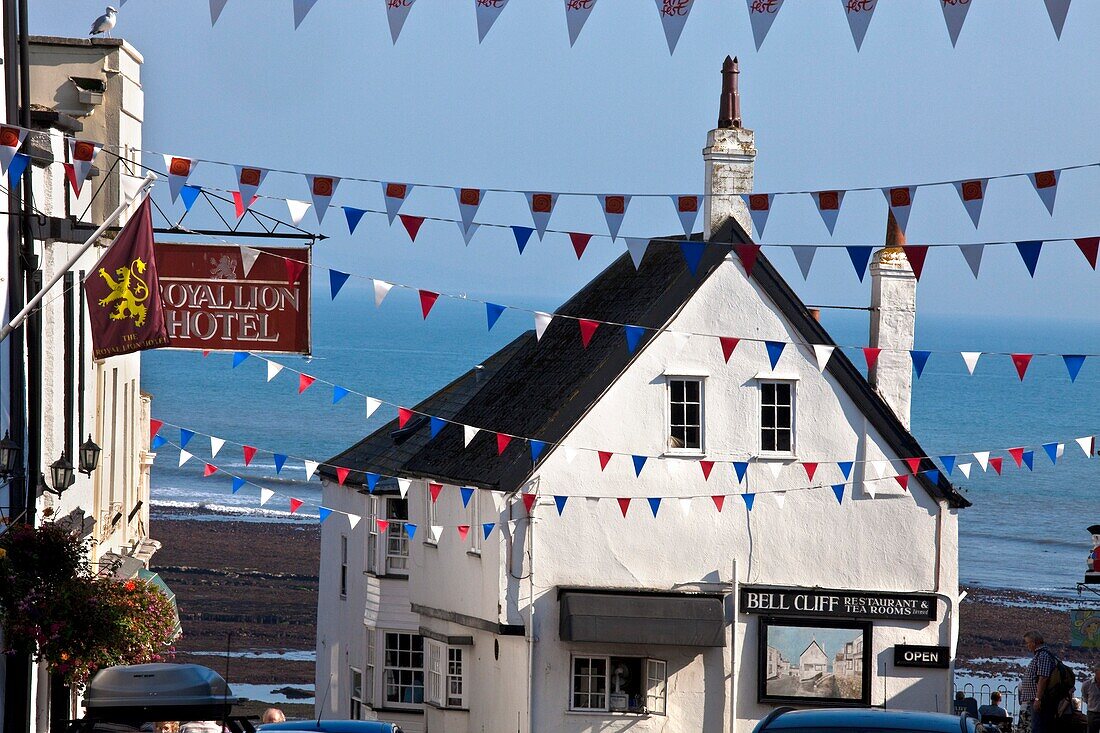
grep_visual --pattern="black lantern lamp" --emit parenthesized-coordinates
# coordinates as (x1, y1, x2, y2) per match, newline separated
(79, 435, 101, 476)
(0, 430, 19, 479)
(46, 453, 75, 495)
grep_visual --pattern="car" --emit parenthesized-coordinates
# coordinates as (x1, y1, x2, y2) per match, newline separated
(259, 722, 403, 733)
(753, 707, 983, 733)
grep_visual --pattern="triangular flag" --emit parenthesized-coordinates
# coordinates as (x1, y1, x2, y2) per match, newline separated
(1075, 436, 1093, 457)
(482, 523, 495, 540)
(1063, 355, 1086, 382)
(680, 242, 706, 277)
(719, 337, 740, 364)
(286, 199, 312, 227)
(530, 440, 547, 463)
(1010, 353, 1033, 381)
(485, 303, 506, 332)
(373, 279, 393, 307)
(260, 488, 274, 506)
(974, 451, 990, 471)
(813, 190, 845, 234)
(1022, 450, 1034, 471)
(958, 244, 985, 279)
(306, 175, 339, 223)
(564, 0, 598, 46)
(289, 497, 304, 514)
(578, 319, 599, 348)
(318, 507, 334, 524)
(1029, 170, 1060, 215)
(475, 0, 510, 41)
(765, 341, 785, 370)
(832, 484, 845, 504)
(953, 179, 988, 227)
(179, 429, 195, 448)
(863, 347, 881, 372)
(616, 497, 631, 517)
(366, 473, 380, 492)
(813, 344, 834, 373)
(902, 245, 930, 281)
(767, 462, 784, 480)
(361, 398, 379, 420)
(771, 492, 785, 509)
(792, 246, 817, 280)
(745, 194, 773, 237)
(0, 125, 26, 171)
(284, 258, 306, 286)
(894, 474, 910, 490)
(961, 352, 982, 375)
(304, 460, 319, 480)
(398, 478, 411, 498)
(842, 0, 877, 50)
(382, 182, 412, 223)
(386, 0, 417, 42)
(232, 476, 246, 494)
(456, 525, 471, 541)
(700, 460, 714, 481)
(647, 497, 662, 517)
(674, 196, 701, 236)
(735, 243, 761, 276)
(940, 0, 974, 45)
(632, 455, 647, 477)
(911, 350, 932, 379)
(231, 352, 249, 368)
(598, 451, 613, 471)
(678, 497, 693, 516)
(989, 457, 1004, 475)
(1043, 0, 1073, 38)
(210, 436, 225, 459)
(242, 446, 257, 466)
(905, 457, 922, 475)
(274, 454, 288, 474)
(554, 495, 568, 516)
(599, 195, 631, 239)
(1016, 240, 1043, 277)
(570, 232, 592, 259)
(512, 226, 534, 254)
(654, 0, 696, 53)
(1008, 447, 1025, 468)
(846, 246, 873, 282)
(298, 374, 315, 394)
(267, 361, 283, 382)
(741, 493, 756, 511)
(239, 246, 261, 278)
(292, 0, 320, 28)
(746, 0, 785, 49)
(534, 312, 553, 341)
(429, 482, 443, 503)
(837, 461, 854, 480)
(712, 495, 725, 512)
(463, 425, 480, 447)
(883, 186, 917, 234)
(526, 192, 558, 238)
(163, 154, 196, 202)
(670, 331, 691, 355)
(375, 518, 391, 534)
(870, 460, 888, 479)
(454, 187, 483, 235)
(178, 450, 193, 468)
(329, 270, 351, 300)
(67, 139, 103, 194)
(400, 215, 425, 242)
(429, 416, 446, 439)
(803, 462, 818, 482)
(625, 238, 650, 270)
(398, 407, 414, 429)
(7, 153, 28, 191)
(939, 455, 956, 476)
(522, 493, 537, 513)
(430, 526, 443, 543)
(418, 290, 439, 319)
(180, 185, 202, 212)
(497, 433, 512, 455)
(958, 463, 972, 479)
(924, 469, 941, 484)
(405, 523, 418, 540)
(209, 0, 230, 25)
(624, 325, 646, 355)
(1074, 238, 1099, 269)
(234, 165, 268, 208)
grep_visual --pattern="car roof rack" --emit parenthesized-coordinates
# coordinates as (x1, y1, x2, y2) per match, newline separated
(757, 707, 797, 732)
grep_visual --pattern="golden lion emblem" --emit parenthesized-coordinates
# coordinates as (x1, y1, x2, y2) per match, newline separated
(97, 258, 150, 327)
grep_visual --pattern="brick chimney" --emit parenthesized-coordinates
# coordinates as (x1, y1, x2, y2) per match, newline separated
(869, 211, 917, 429)
(703, 56, 756, 238)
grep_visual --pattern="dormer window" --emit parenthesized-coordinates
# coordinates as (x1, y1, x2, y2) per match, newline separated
(667, 377, 704, 454)
(760, 381, 795, 456)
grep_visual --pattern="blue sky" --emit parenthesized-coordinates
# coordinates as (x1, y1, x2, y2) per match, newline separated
(31, 1, 1100, 323)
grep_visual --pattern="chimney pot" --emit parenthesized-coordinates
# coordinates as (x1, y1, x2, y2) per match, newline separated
(718, 55, 741, 129)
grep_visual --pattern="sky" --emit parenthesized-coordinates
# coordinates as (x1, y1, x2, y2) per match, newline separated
(29, 1, 1100, 325)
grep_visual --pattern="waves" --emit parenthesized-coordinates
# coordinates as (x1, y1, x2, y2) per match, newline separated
(151, 499, 319, 520)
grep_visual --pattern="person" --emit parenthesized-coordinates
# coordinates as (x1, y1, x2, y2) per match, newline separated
(261, 709, 286, 725)
(1020, 631, 1061, 733)
(979, 691, 1009, 719)
(179, 723, 219, 733)
(1083, 668, 1100, 733)
(954, 691, 979, 719)
(154, 723, 178, 733)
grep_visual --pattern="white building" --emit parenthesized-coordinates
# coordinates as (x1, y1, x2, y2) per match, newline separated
(799, 640, 828, 680)
(317, 59, 967, 732)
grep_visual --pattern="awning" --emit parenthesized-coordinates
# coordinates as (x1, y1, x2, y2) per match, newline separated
(559, 591, 726, 647)
(138, 568, 183, 639)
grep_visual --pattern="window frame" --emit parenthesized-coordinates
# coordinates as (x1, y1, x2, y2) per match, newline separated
(446, 646, 465, 709)
(349, 666, 364, 720)
(570, 654, 610, 713)
(645, 658, 667, 716)
(385, 497, 410, 575)
(365, 626, 375, 708)
(758, 379, 797, 458)
(468, 488, 481, 555)
(339, 535, 349, 598)
(382, 631, 424, 709)
(425, 639, 444, 707)
(424, 482, 439, 547)
(568, 654, 667, 716)
(367, 496, 379, 575)
(664, 376, 706, 456)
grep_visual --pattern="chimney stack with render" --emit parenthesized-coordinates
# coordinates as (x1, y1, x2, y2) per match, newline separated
(703, 56, 756, 238)
(869, 211, 917, 430)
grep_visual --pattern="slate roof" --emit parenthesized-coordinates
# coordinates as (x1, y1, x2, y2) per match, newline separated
(321, 218, 968, 509)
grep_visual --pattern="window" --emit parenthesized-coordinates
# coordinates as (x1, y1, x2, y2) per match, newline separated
(426, 641, 443, 706)
(367, 497, 379, 575)
(383, 632, 424, 707)
(468, 489, 481, 554)
(365, 627, 375, 707)
(426, 641, 466, 709)
(760, 381, 794, 455)
(667, 378, 703, 453)
(350, 667, 364, 719)
(570, 655, 667, 716)
(425, 483, 438, 545)
(447, 647, 465, 708)
(340, 535, 348, 598)
(386, 498, 409, 573)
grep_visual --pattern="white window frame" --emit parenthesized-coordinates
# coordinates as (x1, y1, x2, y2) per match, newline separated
(425, 640, 467, 710)
(665, 376, 705, 456)
(350, 666, 364, 720)
(365, 626, 376, 708)
(568, 654, 667, 716)
(468, 489, 481, 555)
(385, 497, 410, 575)
(758, 379, 797, 458)
(339, 535, 348, 598)
(424, 482, 439, 546)
(570, 655, 609, 712)
(446, 646, 465, 708)
(382, 631, 424, 708)
(645, 658, 667, 716)
(426, 640, 444, 707)
(367, 496, 379, 575)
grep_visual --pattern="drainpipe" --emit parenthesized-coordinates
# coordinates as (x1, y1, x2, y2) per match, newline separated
(525, 501, 535, 733)
(729, 558, 739, 733)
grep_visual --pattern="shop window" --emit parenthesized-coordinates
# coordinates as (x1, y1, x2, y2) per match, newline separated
(570, 655, 667, 715)
(667, 377, 704, 453)
(383, 632, 424, 707)
(760, 381, 795, 455)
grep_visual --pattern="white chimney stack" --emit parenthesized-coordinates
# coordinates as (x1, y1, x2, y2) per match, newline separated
(703, 56, 756, 238)
(869, 212, 917, 429)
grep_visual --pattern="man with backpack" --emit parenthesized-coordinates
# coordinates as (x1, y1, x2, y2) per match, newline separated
(1021, 630, 1075, 733)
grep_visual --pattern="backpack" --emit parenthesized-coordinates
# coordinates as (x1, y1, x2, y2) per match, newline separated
(1043, 650, 1075, 702)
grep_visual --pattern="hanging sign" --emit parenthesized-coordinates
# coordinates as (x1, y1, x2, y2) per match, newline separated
(893, 644, 950, 668)
(740, 586, 937, 621)
(154, 243, 311, 355)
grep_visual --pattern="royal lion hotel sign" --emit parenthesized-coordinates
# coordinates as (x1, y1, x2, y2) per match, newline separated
(154, 243, 311, 355)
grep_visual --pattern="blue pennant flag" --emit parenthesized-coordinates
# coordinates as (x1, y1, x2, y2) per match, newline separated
(530, 440, 547, 462)
(765, 341, 786, 370)
(179, 429, 195, 448)
(343, 206, 367, 235)
(911, 351, 932, 379)
(1063, 355, 1086, 382)
(837, 461, 854, 480)
(486, 303, 506, 331)
(151, 434, 167, 450)
(329, 270, 351, 300)
(482, 523, 495, 540)
(923, 469, 940, 484)
(632, 455, 647, 477)
(512, 226, 534, 254)
(1042, 442, 1059, 465)
(939, 455, 956, 476)
(1016, 240, 1043, 277)
(318, 507, 333, 523)
(648, 497, 662, 517)
(366, 472, 380, 492)
(554, 495, 569, 516)
(680, 241, 706, 276)
(231, 476, 246, 494)
(623, 325, 645, 355)
(733, 462, 748, 483)
(460, 487, 474, 508)
(274, 454, 287, 474)
(1022, 450, 1034, 471)
(741, 493, 756, 511)
(430, 416, 446, 439)
(333, 386, 350, 404)
(180, 185, 202, 212)
(405, 523, 418, 540)
(832, 484, 845, 504)
(847, 246, 873, 281)
(232, 352, 250, 368)
(8, 153, 29, 190)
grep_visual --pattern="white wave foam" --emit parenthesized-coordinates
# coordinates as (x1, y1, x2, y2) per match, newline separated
(150, 499, 317, 520)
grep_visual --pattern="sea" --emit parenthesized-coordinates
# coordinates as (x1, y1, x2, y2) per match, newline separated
(143, 286, 1099, 599)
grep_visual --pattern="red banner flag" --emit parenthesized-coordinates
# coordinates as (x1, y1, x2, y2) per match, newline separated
(84, 198, 170, 359)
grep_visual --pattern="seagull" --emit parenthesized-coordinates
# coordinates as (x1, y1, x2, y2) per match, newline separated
(90, 6, 118, 37)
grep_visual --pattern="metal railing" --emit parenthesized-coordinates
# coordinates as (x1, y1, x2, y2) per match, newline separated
(953, 682, 1021, 717)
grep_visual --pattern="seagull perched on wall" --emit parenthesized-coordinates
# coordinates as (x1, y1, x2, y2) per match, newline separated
(90, 7, 118, 37)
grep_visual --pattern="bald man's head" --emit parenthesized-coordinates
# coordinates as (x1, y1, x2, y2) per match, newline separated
(261, 709, 285, 724)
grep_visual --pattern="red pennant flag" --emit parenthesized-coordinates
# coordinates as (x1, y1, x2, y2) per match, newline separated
(418, 290, 440, 319)
(336, 467, 350, 485)
(398, 407, 414, 428)
(569, 232, 592, 259)
(803, 462, 818, 481)
(905, 458, 922, 475)
(289, 498, 303, 514)
(719, 337, 740, 363)
(1011, 353, 1033, 381)
(203, 463, 217, 477)
(989, 457, 1004, 475)
(734, 244, 761, 275)
(400, 214, 424, 241)
(429, 482, 443, 503)
(457, 525, 471, 541)
(700, 460, 714, 480)
(522, 492, 537, 513)
(1008, 447, 1025, 468)
(598, 451, 613, 470)
(150, 419, 164, 440)
(298, 374, 315, 394)
(284, 257, 306, 285)
(202, 350, 210, 357)
(1075, 237, 1099, 269)
(63, 162, 82, 196)
(232, 191, 258, 218)
(711, 495, 725, 512)
(617, 497, 631, 517)
(578, 319, 600, 348)
(902, 245, 930, 281)
(863, 347, 882, 371)
(243, 445, 257, 466)
(83, 199, 170, 359)
(496, 433, 512, 455)
(376, 519, 390, 533)
(894, 474, 909, 490)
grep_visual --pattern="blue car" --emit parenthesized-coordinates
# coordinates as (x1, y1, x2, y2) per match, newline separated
(259, 721, 402, 733)
(754, 707, 981, 733)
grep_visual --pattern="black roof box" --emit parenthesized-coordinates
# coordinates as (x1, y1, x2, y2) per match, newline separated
(83, 663, 245, 722)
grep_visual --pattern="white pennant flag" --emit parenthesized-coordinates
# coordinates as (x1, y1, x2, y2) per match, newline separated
(293, 0, 320, 28)
(953, 179, 989, 228)
(958, 244, 985, 279)
(1043, 0, 1073, 39)
(210, 436, 225, 459)
(267, 361, 283, 382)
(958, 462, 972, 479)
(767, 462, 784, 480)
(455, 188, 483, 236)
(304, 460, 319, 480)
(563, 447, 579, 464)
(792, 245, 817, 280)
(973, 451, 990, 471)
(813, 344, 835, 373)
(670, 331, 691, 355)
(534, 312, 553, 341)
(864, 481, 877, 499)
(598, 195, 631, 240)
(430, 525, 443, 543)
(812, 190, 845, 235)
(398, 478, 411, 499)
(179, 450, 193, 468)
(163, 154, 197, 203)
(386, 0, 418, 43)
(0, 125, 28, 174)
(1028, 170, 1060, 215)
(463, 425, 480, 448)
(67, 139, 103, 194)
(882, 186, 917, 235)
(306, 175, 340, 223)
(240, 246, 261, 278)
(209, 0, 229, 24)
(654, 0, 696, 53)
(366, 397, 381, 418)
(348, 513, 361, 530)
(373, 279, 393, 307)
(940, 0, 974, 46)
(673, 196, 701, 236)
(459, 222, 480, 246)
(286, 199, 312, 227)
(260, 488, 274, 506)
(382, 182, 413, 223)
(678, 497, 693, 517)
(870, 460, 888, 479)
(234, 165, 269, 208)
(1056, 444, 1066, 459)
(475, 0, 510, 42)
(564, 0, 599, 46)
(746, 0, 785, 49)
(841, 0, 878, 50)
(625, 238, 650, 270)
(772, 492, 786, 509)
(961, 352, 982, 375)
(526, 192, 558, 239)
(743, 193, 774, 238)
(1076, 436, 1094, 457)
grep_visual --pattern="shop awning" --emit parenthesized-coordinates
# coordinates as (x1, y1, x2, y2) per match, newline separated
(559, 591, 726, 647)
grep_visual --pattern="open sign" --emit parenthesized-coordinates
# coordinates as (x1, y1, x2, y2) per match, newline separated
(893, 645, 950, 669)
